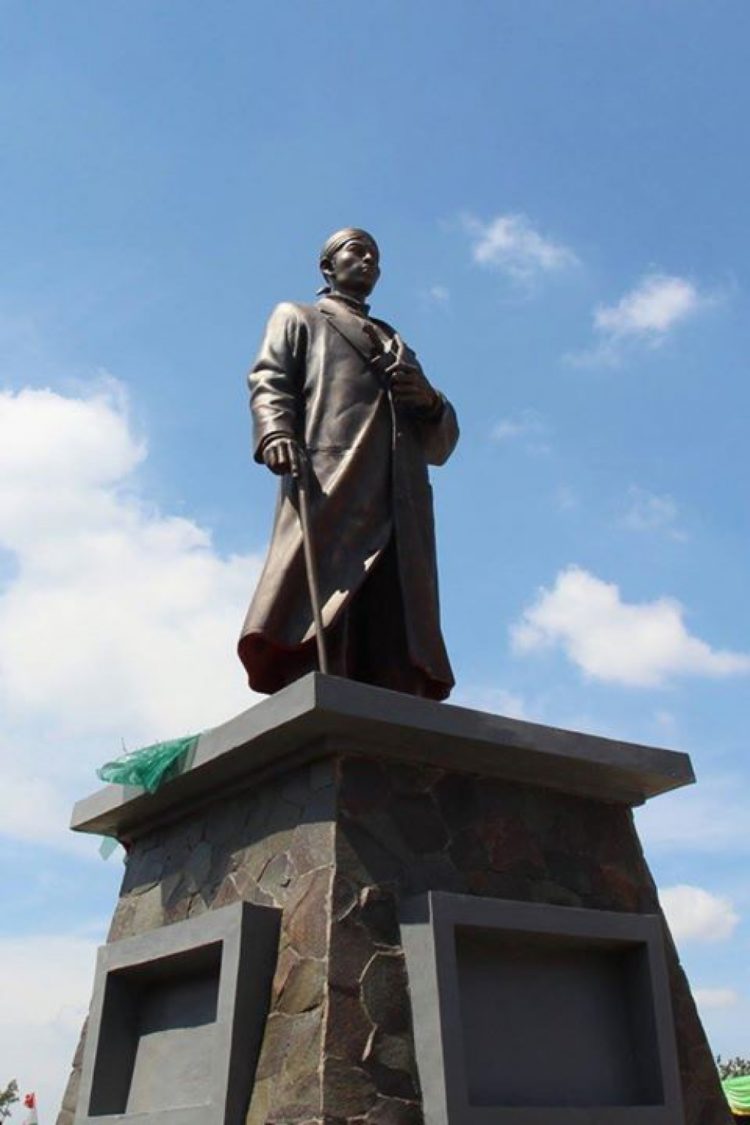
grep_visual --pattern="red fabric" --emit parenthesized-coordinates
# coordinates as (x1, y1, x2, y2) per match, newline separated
(23, 1093, 35, 1108)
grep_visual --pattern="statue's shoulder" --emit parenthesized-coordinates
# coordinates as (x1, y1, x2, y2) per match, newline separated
(267, 300, 320, 324)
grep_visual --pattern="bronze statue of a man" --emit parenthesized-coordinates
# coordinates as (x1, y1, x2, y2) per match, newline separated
(238, 228, 458, 700)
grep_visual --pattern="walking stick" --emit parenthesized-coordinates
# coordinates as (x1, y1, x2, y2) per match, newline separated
(294, 456, 329, 674)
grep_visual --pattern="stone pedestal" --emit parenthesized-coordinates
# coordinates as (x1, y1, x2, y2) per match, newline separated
(59, 674, 731, 1125)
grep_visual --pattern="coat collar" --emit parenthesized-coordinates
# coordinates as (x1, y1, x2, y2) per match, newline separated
(320, 291, 371, 317)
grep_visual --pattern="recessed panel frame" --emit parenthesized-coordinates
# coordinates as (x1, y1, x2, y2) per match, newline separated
(401, 892, 685, 1125)
(74, 901, 280, 1125)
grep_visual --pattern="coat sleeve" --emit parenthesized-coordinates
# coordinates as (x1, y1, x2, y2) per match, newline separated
(418, 395, 459, 466)
(248, 302, 306, 462)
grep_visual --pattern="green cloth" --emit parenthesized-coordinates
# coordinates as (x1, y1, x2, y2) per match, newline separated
(97, 734, 199, 794)
(722, 1075, 750, 1115)
(98, 835, 120, 860)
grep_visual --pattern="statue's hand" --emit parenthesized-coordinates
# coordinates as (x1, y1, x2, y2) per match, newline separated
(388, 364, 442, 415)
(262, 436, 303, 477)
(385, 334, 442, 417)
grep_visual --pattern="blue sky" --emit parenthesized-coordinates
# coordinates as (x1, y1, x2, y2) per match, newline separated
(1, 0, 749, 1113)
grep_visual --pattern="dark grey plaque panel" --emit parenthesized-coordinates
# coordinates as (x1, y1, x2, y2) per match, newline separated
(74, 902, 280, 1125)
(401, 892, 684, 1125)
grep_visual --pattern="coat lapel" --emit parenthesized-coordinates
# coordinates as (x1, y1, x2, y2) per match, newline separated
(318, 297, 385, 366)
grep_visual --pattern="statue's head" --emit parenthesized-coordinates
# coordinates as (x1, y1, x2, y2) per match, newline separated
(319, 228, 380, 300)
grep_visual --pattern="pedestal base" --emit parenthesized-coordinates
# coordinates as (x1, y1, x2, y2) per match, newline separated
(59, 675, 730, 1125)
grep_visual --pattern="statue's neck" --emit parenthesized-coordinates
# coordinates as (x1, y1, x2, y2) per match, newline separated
(327, 289, 371, 315)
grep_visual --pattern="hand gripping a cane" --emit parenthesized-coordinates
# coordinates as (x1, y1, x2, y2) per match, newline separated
(261, 435, 329, 674)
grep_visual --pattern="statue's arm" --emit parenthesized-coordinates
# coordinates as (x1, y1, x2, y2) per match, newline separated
(248, 303, 305, 463)
(418, 395, 459, 466)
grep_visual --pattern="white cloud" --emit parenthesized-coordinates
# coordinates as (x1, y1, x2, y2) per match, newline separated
(452, 685, 530, 720)
(511, 566, 750, 687)
(636, 774, 750, 855)
(620, 486, 687, 541)
(567, 272, 714, 367)
(660, 884, 739, 943)
(595, 274, 703, 339)
(427, 285, 450, 305)
(653, 708, 678, 736)
(462, 212, 578, 282)
(0, 382, 263, 847)
(491, 409, 551, 453)
(0, 931, 100, 1120)
(554, 485, 579, 512)
(693, 988, 740, 1011)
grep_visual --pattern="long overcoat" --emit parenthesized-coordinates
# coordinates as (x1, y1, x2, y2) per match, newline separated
(238, 296, 459, 697)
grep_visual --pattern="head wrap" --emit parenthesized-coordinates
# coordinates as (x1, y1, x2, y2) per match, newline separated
(319, 228, 379, 271)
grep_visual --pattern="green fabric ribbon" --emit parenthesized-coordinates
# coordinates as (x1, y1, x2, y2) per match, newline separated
(722, 1075, 750, 1115)
(98, 835, 120, 860)
(97, 734, 199, 794)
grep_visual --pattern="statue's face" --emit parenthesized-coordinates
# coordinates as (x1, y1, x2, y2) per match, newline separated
(326, 236, 381, 298)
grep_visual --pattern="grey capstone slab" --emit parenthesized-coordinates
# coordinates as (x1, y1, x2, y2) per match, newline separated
(71, 673, 694, 840)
